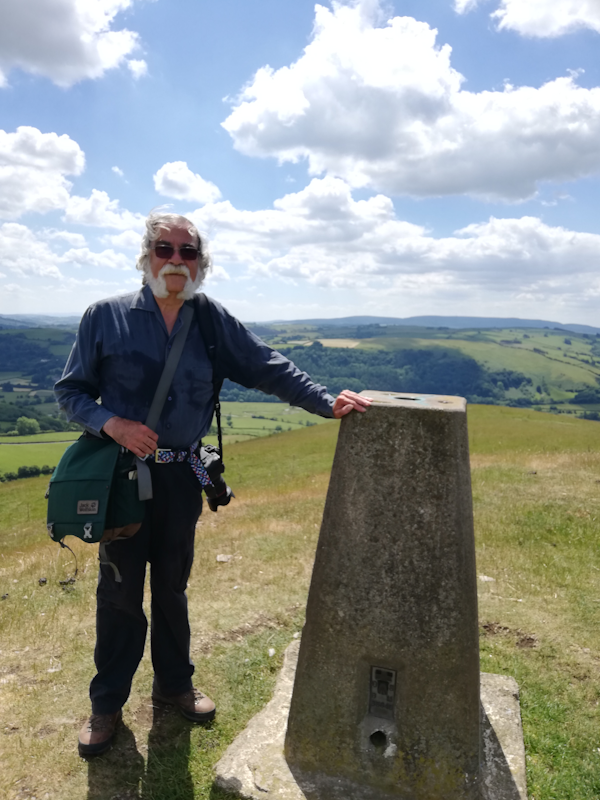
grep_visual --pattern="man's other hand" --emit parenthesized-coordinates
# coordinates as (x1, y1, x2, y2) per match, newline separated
(102, 417, 159, 457)
(332, 390, 372, 419)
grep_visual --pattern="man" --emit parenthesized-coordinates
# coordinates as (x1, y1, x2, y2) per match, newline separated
(55, 212, 371, 757)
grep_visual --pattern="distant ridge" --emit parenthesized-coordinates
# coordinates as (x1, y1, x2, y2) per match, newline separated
(0, 316, 31, 329)
(269, 315, 600, 335)
(2, 312, 600, 336)
(0, 314, 81, 329)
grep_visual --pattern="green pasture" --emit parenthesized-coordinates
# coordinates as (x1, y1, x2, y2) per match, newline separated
(0, 403, 332, 473)
(386, 337, 598, 389)
(348, 327, 600, 395)
(468, 404, 600, 454)
(204, 400, 329, 443)
(1, 407, 600, 797)
(0, 442, 70, 473)
(0, 432, 80, 444)
(48, 343, 75, 357)
(0, 327, 76, 342)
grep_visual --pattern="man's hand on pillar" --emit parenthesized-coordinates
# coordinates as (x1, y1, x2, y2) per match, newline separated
(332, 390, 372, 419)
(102, 416, 159, 457)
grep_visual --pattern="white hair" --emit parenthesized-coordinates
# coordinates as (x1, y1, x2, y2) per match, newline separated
(136, 211, 212, 287)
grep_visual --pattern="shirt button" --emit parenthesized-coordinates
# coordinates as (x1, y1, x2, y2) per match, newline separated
(166, 424, 172, 429)
(168, 396, 172, 401)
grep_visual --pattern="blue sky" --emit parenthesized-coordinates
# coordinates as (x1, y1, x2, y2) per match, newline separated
(1, 0, 600, 323)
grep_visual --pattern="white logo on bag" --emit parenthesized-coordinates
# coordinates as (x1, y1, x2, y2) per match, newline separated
(77, 500, 99, 515)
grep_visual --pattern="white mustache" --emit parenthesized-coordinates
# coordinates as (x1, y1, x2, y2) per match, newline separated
(160, 264, 190, 278)
(145, 260, 201, 300)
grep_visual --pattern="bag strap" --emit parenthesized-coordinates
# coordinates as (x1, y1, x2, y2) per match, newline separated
(145, 303, 194, 431)
(194, 293, 224, 456)
(136, 303, 195, 501)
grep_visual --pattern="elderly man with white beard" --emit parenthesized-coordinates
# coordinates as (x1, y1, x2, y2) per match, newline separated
(55, 211, 370, 757)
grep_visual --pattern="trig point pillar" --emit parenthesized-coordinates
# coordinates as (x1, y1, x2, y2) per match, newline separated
(284, 391, 480, 799)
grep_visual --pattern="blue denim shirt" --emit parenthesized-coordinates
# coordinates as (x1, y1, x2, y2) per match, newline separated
(55, 286, 335, 449)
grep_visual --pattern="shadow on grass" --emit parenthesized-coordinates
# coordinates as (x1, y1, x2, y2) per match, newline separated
(86, 720, 144, 800)
(86, 705, 197, 800)
(142, 704, 195, 800)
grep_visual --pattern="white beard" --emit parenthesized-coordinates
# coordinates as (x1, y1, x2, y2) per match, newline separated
(145, 263, 202, 300)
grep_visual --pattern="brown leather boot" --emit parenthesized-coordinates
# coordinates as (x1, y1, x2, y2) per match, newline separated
(152, 687, 216, 722)
(78, 709, 122, 756)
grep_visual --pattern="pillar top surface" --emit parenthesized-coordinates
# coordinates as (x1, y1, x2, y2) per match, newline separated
(361, 390, 466, 413)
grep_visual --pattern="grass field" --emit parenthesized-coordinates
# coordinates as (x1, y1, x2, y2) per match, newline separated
(0, 328, 76, 342)
(0, 402, 332, 474)
(0, 432, 81, 445)
(0, 442, 74, 473)
(1, 406, 600, 799)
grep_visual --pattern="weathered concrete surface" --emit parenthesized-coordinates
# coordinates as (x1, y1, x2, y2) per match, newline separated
(480, 673, 527, 800)
(214, 643, 527, 800)
(285, 392, 480, 799)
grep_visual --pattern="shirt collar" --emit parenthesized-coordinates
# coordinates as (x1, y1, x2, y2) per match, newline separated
(130, 283, 159, 312)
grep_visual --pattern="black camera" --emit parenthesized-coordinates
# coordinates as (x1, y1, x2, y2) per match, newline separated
(199, 444, 234, 512)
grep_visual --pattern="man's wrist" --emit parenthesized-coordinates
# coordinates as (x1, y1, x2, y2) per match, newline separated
(102, 416, 120, 435)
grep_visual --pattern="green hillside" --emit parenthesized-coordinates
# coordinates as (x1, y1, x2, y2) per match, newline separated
(1, 407, 600, 798)
(2, 322, 600, 426)
(259, 322, 600, 413)
(0, 402, 331, 476)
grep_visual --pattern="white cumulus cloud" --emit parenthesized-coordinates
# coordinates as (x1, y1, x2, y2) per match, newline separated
(62, 246, 133, 270)
(105, 229, 141, 249)
(188, 176, 600, 314)
(205, 264, 231, 283)
(0, 0, 143, 87)
(127, 58, 147, 79)
(0, 223, 63, 278)
(488, 0, 600, 37)
(154, 161, 222, 205)
(42, 228, 87, 247)
(0, 127, 85, 220)
(223, 0, 600, 202)
(454, 0, 481, 12)
(64, 189, 145, 230)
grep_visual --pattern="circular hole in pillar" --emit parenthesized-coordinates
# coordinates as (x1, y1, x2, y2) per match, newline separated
(370, 731, 387, 750)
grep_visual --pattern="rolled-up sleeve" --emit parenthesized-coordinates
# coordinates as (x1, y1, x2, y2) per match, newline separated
(54, 306, 116, 436)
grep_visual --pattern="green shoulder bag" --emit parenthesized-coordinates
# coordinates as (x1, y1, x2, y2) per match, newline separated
(46, 436, 145, 545)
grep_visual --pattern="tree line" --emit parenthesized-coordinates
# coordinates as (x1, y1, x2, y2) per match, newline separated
(220, 342, 531, 404)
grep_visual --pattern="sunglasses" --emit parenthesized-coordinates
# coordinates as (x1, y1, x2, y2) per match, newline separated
(152, 243, 199, 261)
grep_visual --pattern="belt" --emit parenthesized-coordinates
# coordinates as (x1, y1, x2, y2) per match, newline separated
(146, 441, 213, 488)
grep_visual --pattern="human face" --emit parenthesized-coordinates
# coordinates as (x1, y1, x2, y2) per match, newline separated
(148, 225, 199, 298)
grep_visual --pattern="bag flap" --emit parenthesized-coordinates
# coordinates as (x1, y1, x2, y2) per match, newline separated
(46, 437, 121, 544)
(50, 436, 121, 483)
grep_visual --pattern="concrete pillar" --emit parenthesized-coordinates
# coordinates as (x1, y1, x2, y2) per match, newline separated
(284, 391, 480, 800)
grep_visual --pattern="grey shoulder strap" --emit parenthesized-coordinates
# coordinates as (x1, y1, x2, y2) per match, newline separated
(136, 303, 195, 501)
(145, 303, 194, 431)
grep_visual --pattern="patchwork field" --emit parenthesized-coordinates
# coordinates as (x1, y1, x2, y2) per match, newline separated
(0, 402, 333, 475)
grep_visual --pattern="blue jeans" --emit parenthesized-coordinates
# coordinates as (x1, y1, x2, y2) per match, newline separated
(90, 461, 203, 714)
